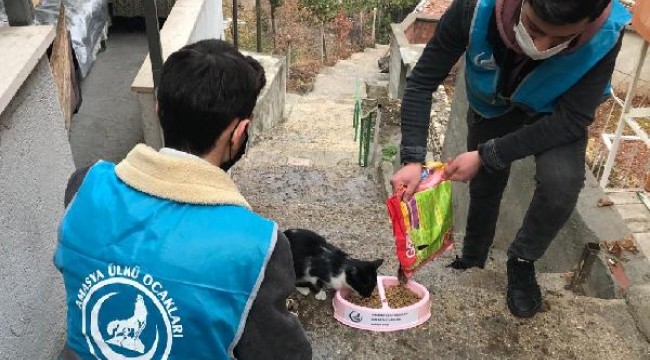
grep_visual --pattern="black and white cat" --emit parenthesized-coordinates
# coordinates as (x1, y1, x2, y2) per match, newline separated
(283, 228, 384, 300)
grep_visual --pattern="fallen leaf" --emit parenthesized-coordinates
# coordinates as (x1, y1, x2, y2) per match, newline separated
(605, 241, 623, 258)
(597, 198, 614, 207)
(619, 235, 639, 254)
(286, 298, 299, 316)
(604, 235, 639, 257)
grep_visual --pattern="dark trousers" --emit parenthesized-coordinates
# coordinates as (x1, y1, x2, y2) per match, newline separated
(464, 108, 586, 262)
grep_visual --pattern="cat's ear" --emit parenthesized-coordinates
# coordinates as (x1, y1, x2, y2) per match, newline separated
(371, 259, 384, 269)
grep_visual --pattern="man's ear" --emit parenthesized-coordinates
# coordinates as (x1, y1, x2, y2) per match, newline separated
(231, 119, 251, 145)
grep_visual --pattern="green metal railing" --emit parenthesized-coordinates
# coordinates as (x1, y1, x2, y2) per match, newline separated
(353, 80, 380, 167)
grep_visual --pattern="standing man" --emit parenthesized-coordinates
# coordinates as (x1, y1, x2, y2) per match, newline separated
(391, 0, 630, 318)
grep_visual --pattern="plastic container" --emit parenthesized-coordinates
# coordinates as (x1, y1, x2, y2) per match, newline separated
(332, 276, 431, 332)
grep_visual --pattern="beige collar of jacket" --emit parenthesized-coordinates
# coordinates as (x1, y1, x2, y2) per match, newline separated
(115, 144, 250, 208)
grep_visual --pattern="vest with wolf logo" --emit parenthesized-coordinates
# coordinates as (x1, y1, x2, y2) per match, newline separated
(56, 162, 277, 359)
(465, 0, 630, 118)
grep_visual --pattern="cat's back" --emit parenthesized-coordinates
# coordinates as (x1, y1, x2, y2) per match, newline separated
(283, 228, 328, 257)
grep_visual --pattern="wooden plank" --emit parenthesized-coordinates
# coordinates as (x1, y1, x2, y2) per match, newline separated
(0, 26, 55, 117)
(50, 3, 73, 129)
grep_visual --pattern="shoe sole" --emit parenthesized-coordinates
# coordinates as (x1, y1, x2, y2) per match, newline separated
(506, 292, 542, 318)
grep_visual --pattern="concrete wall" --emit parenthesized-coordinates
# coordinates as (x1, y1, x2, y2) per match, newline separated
(189, 0, 225, 43)
(243, 52, 287, 146)
(388, 14, 438, 99)
(441, 62, 633, 298)
(0, 58, 73, 359)
(388, 24, 407, 100)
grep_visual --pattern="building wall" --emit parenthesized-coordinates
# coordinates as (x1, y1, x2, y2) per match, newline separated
(0, 57, 74, 359)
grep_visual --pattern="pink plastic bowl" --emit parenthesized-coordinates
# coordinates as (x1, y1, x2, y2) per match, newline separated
(332, 276, 431, 332)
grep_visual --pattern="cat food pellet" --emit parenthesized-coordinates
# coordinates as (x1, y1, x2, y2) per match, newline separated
(385, 285, 420, 308)
(345, 285, 421, 309)
(345, 288, 382, 309)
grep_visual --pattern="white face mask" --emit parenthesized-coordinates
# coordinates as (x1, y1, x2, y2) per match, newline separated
(513, 7, 574, 60)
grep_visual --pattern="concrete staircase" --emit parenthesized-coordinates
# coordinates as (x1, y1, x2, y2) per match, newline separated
(231, 46, 650, 359)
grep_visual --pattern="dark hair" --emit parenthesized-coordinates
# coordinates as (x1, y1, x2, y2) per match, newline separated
(157, 39, 266, 155)
(528, 0, 611, 25)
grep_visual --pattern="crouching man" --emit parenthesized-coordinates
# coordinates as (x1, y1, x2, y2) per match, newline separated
(55, 39, 312, 359)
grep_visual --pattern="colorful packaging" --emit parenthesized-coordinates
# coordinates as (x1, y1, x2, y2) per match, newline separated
(386, 162, 454, 279)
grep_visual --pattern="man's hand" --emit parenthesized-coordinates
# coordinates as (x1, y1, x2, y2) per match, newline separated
(443, 151, 482, 182)
(390, 163, 423, 200)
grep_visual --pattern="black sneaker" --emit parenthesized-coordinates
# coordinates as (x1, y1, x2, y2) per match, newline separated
(506, 257, 542, 318)
(446, 255, 485, 270)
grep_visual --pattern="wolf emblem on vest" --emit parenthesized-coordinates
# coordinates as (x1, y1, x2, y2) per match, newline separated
(106, 294, 148, 354)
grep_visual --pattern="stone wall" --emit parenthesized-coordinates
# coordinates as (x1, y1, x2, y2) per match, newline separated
(244, 52, 287, 146)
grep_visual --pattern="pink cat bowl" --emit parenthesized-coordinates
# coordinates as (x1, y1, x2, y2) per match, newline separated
(332, 276, 431, 332)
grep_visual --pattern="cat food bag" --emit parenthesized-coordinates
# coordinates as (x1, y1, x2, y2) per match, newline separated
(386, 161, 454, 279)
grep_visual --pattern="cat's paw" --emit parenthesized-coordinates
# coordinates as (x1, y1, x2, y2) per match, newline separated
(296, 287, 310, 296)
(314, 290, 327, 301)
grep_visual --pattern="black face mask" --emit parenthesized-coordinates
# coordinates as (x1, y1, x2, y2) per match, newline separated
(220, 130, 248, 172)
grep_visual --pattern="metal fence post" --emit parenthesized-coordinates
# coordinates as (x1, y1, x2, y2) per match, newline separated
(600, 41, 649, 188)
(233, 0, 239, 48)
(143, 0, 164, 90)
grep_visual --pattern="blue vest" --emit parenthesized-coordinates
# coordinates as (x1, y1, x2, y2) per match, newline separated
(55, 162, 277, 360)
(465, 0, 630, 118)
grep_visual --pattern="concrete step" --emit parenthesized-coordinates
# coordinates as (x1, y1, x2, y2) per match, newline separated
(253, 125, 358, 145)
(242, 144, 360, 168)
(243, 139, 359, 160)
(286, 95, 356, 106)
